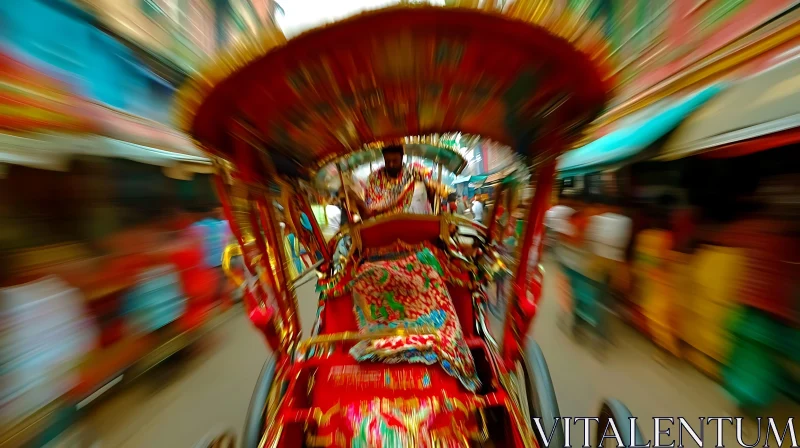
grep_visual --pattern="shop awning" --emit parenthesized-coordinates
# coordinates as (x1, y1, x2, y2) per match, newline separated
(557, 84, 724, 176)
(484, 166, 520, 185)
(91, 103, 206, 158)
(0, 133, 209, 172)
(453, 175, 471, 184)
(470, 174, 489, 184)
(658, 57, 800, 160)
(105, 139, 210, 166)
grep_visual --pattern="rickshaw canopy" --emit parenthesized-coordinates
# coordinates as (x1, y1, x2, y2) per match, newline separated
(175, 3, 615, 180)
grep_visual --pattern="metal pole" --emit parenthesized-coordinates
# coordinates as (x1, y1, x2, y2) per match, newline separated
(338, 162, 356, 222)
(230, 121, 301, 347)
(435, 160, 443, 214)
(295, 183, 331, 261)
(501, 159, 556, 366)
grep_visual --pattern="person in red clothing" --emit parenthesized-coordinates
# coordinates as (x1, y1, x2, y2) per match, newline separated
(447, 192, 458, 213)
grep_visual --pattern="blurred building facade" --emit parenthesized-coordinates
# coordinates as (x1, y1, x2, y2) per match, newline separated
(572, 0, 798, 138)
(1, 3, 272, 444)
(554, 0, 800, 413)
(0, 0, 275, 120)
(71, 0, 279, 75)
(0, 0, 274, 251)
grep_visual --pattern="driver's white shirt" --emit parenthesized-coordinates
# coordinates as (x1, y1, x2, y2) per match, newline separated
(408, 180, 431, 214)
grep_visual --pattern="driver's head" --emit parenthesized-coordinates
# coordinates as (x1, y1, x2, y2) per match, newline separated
(381, 145, 404, 178)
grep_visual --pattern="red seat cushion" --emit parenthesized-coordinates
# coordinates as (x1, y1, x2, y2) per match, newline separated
(359, 217, 441, 249)
(448, 284, 475, 337)
(320, 293, 359, 333)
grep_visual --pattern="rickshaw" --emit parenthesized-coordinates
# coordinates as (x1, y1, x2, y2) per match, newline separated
(175, 2, 645, 447)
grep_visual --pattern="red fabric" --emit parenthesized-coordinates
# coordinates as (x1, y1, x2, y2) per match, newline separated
(311, 357, 465, 408)
(169, 242, 204, 272)
(319, 286, 475, 337)
(700, 128, 800, 159)
(98, 319, 124, 348)
(243, 288, 282, 351)
(321, 294, 360, 333)
(167, 239, 226, 309)
(671, 208, 696, 252)
(178, 303, 214, 332)
(721, 220, 799, 322)
(309, 355, 477, 447)
(304, 217, 493, 445)
(181, 267, 218, 302)
(448, 285, 475, 338)
(349, 243, 480, 392)
(359, 218, 441, 249)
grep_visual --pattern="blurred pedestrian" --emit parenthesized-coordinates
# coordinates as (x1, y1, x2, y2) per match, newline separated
(471, 196, 484, 223)
(456, 195, 467, 215)
(447, 193, 458, 214)
(189, 208, 230, 269)
(324, 194, 342, 241)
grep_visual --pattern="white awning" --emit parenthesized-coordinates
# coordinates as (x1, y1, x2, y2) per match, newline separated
(0, 133, 210, 171)
(658, 56, 800, 160)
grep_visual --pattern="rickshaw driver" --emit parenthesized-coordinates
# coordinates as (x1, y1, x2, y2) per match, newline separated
(348, 145, 437, 219)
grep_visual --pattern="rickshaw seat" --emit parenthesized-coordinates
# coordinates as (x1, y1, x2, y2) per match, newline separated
(321, 292, 360, 333)
(319, 215, 476, 336)
(356, 215, 442, 250)
(319, 284, 475, 336)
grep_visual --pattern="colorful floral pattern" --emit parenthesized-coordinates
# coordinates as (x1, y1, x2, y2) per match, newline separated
(349, 243, 481, 392)
(364, 164, 433, 214)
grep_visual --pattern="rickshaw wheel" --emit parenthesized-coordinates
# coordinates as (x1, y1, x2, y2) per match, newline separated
(595, 399, 645, 448)
(242, 356, 277, 448)
(519, 339, 565, 448)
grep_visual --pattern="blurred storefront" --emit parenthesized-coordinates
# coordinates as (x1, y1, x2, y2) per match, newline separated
(67, 0, 275, 74)
(553, 26, 800, 413)
(0, 1, 271, 445)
